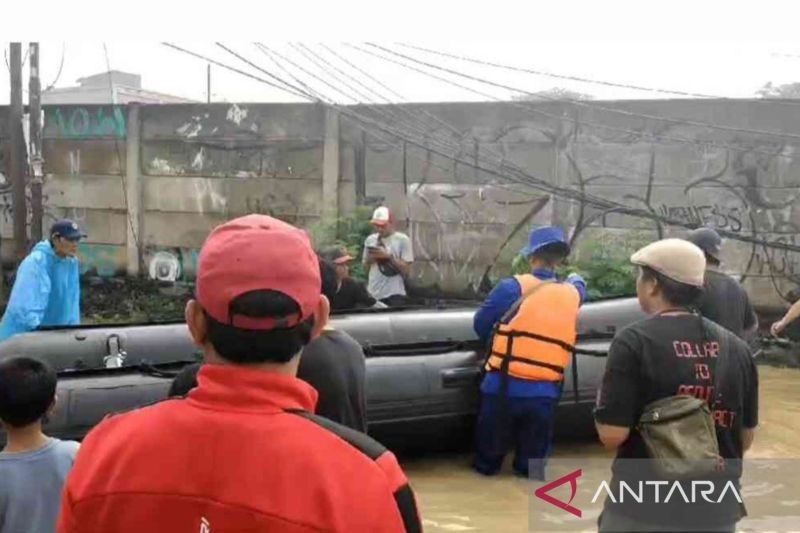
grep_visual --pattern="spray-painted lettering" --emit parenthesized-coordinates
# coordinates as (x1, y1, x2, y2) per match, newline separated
(47, 106, 126, 139)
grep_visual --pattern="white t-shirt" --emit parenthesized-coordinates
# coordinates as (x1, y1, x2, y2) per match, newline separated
(362, 232, 414, 300)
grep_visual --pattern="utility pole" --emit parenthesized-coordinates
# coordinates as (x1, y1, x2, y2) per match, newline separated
(9, 43, 27, 263)
(29, 42, 43, 243)
(207, 64, 211, 103)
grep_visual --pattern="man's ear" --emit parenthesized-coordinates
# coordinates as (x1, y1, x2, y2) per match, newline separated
(47, 396, 57, 417)
(42, 396, 58, 425)
(185, 300, 208, 347)
(311, 295, 331, 340)
(647, 277, 661, 299)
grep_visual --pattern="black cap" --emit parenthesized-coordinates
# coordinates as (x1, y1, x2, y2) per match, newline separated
(686, 227, 722, 261)
(319, 245, 353, 265)
(50, 219, 87, 241)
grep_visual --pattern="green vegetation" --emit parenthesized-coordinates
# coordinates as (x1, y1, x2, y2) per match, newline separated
(308, 206, 375, 281)
(511, 231, 651, 300)
(81, 278, 188, 325)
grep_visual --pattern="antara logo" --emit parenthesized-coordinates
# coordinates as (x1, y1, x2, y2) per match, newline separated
(534, 469, 745, 518)
(534, 469, 583, 518)
(590, 480, 743, 504)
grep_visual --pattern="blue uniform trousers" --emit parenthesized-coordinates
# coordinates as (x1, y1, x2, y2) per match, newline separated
(473, 392, 557, 480)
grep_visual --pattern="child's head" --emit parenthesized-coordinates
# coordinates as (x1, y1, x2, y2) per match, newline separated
(0, 357, 57, 429)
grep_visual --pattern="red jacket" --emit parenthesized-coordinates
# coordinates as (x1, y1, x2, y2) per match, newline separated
(58, 365, 422, 532)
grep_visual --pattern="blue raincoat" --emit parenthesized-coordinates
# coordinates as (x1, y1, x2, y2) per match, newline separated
(0, 240, 81, 341)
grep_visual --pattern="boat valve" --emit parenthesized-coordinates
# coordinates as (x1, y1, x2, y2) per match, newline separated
(104, 335, 127, 368)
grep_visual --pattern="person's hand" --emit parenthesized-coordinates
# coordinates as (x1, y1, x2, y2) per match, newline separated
(369, 248, 390, 261)
(567, 272, 586, 286)
(771, 319, 787, 337)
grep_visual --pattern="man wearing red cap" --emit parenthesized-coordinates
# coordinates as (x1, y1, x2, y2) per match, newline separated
(57, 215, 422, 533)
(363, 206, 414, 307)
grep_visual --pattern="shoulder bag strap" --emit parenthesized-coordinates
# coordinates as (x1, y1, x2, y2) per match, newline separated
(498, 278, 554, 324)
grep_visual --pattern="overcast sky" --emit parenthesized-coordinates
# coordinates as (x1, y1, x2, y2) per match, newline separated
(2, 41, 800, 106)
(4, 2, 800, 105)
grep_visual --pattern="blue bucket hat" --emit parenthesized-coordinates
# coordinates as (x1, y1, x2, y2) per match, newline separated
(520, 226, 569, 258)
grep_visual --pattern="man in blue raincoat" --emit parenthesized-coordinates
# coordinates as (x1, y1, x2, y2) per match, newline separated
(0, 220, 85, 341)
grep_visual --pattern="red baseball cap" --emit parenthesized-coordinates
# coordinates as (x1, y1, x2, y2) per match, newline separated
(196, 215, 321, 330)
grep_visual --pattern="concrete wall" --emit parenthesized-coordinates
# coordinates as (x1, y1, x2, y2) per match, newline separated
(1, 99, 799, 308)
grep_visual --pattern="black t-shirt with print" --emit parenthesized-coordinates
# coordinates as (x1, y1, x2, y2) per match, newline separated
(696, 270, 757, 339)
(594, 314, 759, 527)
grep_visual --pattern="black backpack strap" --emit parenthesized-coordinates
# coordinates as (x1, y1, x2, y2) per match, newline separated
(284, 409, 421, 533)
(285, 408, 386, 459)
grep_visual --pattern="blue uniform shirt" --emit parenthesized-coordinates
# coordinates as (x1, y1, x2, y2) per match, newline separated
(474, 268, 586, 398)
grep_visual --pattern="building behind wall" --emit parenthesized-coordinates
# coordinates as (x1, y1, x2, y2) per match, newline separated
(43, 71, 195, 105)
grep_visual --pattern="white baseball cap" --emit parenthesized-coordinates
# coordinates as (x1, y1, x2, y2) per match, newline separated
(631, 239, 706, 287)
(371, 206, 393, 226)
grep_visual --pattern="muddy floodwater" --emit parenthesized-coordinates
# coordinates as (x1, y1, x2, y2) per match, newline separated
(403, 366, 800, 533)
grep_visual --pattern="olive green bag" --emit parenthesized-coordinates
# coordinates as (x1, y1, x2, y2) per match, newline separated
(636, 317, 724, 479)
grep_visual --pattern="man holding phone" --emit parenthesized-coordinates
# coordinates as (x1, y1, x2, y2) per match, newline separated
(362, 206, 414, 307)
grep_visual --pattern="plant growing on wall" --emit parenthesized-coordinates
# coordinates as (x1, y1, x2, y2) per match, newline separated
(511, 231, 650, 300)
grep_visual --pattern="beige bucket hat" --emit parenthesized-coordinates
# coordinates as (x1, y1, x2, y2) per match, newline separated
(631, 238, 706, 287)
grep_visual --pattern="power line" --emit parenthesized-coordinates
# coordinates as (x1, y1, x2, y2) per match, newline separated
(319, 43, 408, 101)
(397, 43, 738, 101)
(293, 43, 376, 104)
(213, 43, 310, 100)
(351, 43, 800, 161)
(317, 43, 482, 141)
(249, 44, 499, 182)
(377, 44, 800, 143)
(162, 42, 310, 100)
(258, 44, 353, 104)
(253, 44, 327, 102)
(218, 44, 627, 212)
(301, 43, 477, 157)
(310, 43, 574, 195)
(396, 42, 800, 113)
(44, 43, 66, 92)
(374, 44, 800, 144)
(101, 43, 140, 252)
(173, 43, 800, 254)
(244, 46, 800, 254)
(163, 42, 800, 255)
(262, 44, 503, 185)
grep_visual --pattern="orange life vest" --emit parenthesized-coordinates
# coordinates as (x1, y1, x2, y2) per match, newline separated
(487, 274, 580, 382)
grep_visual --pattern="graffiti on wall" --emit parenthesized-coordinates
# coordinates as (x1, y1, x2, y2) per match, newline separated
(566, 136, 800, 303)
(76, 244, 126, 277)
(406, 182, 552, 293)
(46, 106, 126, 139)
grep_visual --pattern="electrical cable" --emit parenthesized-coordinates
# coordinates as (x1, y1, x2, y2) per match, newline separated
(298, 43, 484, 163)
(229, 43, 800, 254)
(398, 43, 800, 106)
(388, 43, 800, 139)
(44, 43, 66, 92)
(102, 43, 141, 252)
(164, 42, 800, 255)
(163, 42, 311, 100)
(354, 42, 800, 165)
